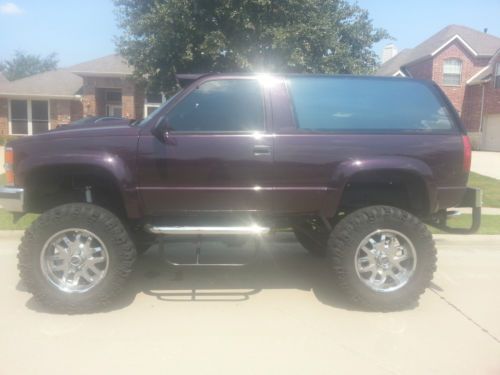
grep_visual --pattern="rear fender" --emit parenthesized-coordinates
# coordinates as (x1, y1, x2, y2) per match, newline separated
(331, 156, 436, 214)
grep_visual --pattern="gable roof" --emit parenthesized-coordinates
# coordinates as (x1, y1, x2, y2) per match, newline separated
(467, 49, 500, 85)
(0, 69, 83, 98)
(0, 54, 134, 98)
(376, 49, 413, 76)
(70, 54, 133, 77)
(377, 25, 500, 76)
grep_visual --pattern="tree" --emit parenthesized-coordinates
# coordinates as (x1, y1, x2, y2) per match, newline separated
(115, 0, 390, 94)
(0, 51, 58, 81)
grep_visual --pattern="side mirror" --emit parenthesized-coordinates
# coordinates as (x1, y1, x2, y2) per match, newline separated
(151, 115, 166, 138)
(151, 115, 177, 145)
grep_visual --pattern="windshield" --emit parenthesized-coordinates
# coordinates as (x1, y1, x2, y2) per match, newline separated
(135, 90, 182, 126)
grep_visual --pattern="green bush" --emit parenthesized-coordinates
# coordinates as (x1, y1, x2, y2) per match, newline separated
(0, 135, 20, 146)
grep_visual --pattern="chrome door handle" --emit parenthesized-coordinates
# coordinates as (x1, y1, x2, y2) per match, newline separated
(253, 145, 271, 156)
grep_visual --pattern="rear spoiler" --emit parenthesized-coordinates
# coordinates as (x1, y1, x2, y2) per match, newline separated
(176, 73, 214, 88)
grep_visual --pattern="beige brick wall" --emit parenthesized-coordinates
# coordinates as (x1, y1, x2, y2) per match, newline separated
(0, 98, 8, 135)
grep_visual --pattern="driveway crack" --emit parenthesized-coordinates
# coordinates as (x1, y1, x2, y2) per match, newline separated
(430, 288, 500, 345)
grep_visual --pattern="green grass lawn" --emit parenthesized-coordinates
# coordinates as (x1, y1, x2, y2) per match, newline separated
(0, 210, 37, 230)
(468, 172, 500, 208)
(430, 214, 500, 235)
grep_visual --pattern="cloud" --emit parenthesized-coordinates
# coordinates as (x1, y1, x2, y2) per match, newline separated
(0, 2, 23, 15)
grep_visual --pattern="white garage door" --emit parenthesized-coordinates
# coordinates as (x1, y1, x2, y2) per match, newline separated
(483, 114, 500, 151)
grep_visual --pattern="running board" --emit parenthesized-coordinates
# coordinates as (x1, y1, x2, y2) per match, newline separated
(145, 225, 270, 236)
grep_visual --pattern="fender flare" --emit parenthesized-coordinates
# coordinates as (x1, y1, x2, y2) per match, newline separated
(16, 152, 142, 218)
(331, 156, 436, 213)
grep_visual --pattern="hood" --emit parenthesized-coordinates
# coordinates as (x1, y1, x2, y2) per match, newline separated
(54, 117, 133, 130)
(7, 121, 142, 148)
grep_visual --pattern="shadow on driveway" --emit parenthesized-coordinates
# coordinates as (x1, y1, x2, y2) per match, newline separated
(19, 232, 421, 314)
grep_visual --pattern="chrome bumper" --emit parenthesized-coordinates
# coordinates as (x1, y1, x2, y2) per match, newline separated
(0, 186, 24, 212)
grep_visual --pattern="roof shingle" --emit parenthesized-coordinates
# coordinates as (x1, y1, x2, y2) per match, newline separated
(70, 54, 133, 76)
(0, 54, 134, 98)
(0, 69, 83, 98)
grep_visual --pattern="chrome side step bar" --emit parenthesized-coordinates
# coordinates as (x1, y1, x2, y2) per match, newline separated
(145, 225, 270, 236)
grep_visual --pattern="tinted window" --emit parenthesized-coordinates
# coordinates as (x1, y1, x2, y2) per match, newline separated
(166, 79, 264, 132)
(287, 77, 455, 133)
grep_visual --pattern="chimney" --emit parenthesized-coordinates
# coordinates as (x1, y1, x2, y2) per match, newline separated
(382, 44, 398, 64)
(484, 28, 488, 33)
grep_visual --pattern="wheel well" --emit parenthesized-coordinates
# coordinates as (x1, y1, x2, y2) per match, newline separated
(338, 170, 430, 217)
(23, 165, 126, 217)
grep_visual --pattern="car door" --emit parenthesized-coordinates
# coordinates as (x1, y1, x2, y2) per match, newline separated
(137, 77, 275, 216)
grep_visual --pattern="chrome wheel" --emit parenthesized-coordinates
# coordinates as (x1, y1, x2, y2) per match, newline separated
(40, 228, 109, 293)
(354, 229, 417, 293)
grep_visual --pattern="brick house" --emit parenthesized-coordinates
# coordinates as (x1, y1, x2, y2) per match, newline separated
(377, 25, 500, 151)
(0, 54, 163, 136)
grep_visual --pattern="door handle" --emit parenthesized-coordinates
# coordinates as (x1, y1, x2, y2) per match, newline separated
(253, 145, 271, 156)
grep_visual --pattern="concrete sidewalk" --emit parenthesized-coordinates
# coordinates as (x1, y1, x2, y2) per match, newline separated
(0, 233, 499, 374)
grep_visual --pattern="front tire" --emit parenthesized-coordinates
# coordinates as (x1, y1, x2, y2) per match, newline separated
(18, 203, 137, 313)
(328, 205, 436, 311)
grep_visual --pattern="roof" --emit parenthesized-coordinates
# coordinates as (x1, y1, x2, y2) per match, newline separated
(70, 54, 133, 77)
(376, 49, 413, 76)
(377, 25, 500, 76)
(0, 54, 134, 98)
(467, 49, 500, 85)
(0, 69, 83, 98)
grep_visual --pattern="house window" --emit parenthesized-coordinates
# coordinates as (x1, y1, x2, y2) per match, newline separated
(144, 92, 164, 118)
(104, 89, 122, 117)
(495, 63, 500, 89)
(9, 99, 49, 135)
(32, 100, 49, 134)
(10, 100, 28, 135)
(443, 59, 462, 86)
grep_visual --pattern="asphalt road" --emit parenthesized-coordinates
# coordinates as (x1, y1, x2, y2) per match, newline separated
(0, 232, 499, 374)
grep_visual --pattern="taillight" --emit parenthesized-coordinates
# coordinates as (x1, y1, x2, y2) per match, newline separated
(4, 147, 14, 186)
(462, 135, 471, 173)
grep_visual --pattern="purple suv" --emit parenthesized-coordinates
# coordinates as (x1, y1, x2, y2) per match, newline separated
(0, 74, 481, 312)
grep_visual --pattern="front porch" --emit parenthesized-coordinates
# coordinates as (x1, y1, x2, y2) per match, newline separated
(81, 76, 145, 120)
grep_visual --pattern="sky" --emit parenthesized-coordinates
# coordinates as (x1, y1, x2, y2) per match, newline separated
(1, 0, 500, 67)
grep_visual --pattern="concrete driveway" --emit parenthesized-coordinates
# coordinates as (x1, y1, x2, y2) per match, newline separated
(472, 151, 500, 179)
(0, 232, 499, 374)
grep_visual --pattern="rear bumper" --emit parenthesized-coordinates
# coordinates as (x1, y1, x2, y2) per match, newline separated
(0, 186, 24, 212)
(428, 187, 481, 234)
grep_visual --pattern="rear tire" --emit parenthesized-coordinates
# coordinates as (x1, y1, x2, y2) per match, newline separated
(18, 203, 137, 313)
(328, 205, 436, 311)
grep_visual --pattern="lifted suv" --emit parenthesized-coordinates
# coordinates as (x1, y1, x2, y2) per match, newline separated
(0, 74, 481, 312)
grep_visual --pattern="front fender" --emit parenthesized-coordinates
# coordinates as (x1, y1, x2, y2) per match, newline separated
(13, 140, 142, 218)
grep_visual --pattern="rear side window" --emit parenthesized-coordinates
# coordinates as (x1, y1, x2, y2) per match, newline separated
(286, 77, 455, 133)
(166, 79, 264, 132)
